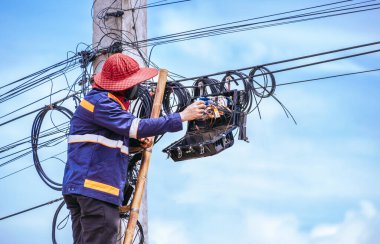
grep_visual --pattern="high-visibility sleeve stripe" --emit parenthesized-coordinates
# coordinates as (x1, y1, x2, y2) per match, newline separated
(80, 99, 94, 112)
(68, 134, 128, 155)
(108, 93, 126, 110)
(84, 179, 119, 196)
(129, 118, 140, 139)
(121, 145, 129, 155)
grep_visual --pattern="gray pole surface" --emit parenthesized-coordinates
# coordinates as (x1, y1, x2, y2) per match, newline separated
(92, 0, 149, 243)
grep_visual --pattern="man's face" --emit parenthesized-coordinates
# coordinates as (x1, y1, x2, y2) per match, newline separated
(112, 85, 140, 101)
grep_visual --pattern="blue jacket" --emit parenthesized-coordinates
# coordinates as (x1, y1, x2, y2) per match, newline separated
(62, 89, 183, 205)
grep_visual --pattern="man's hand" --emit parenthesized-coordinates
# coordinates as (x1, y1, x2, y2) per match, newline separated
(180, 101, 206, 122)
(139, 137, 153, 149)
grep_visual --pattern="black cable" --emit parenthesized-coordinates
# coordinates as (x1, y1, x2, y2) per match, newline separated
(129, 84, 154, 119)
(0, 92, 80, 127)
(163, 82, 191, 115)
(249, 66, 276, 98)
(117, 0, 191, 12)
(173, 41, 380, 82)
(0, 197, 63, 221)
(0, 134, 67, 169)
(258, 48, 380, 77)
(276, 68, 380, 87)
(0, 88, 69, 120)
(0, 151, 67, 181)
(31, 105, 73, 191)
(147, 4, 380, 47)
(138, 0, 357, 44)
(0, 56, 80, 104)
(52, 200, 66, 244)
(129, 1, 380, 47)
(0, 122, 68, 155)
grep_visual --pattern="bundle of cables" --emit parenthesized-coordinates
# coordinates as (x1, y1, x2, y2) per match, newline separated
(193, 77, 226, 97)
(31, 105, 74, 191)
(129, 84, 153, 119)
(248, 66, 276, 98)
(221, 71, 256, 113)
(163, 82, 191, 115)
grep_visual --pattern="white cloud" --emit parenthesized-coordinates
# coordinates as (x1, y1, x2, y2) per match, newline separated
(173, 129, 380, 205)
(152, 6, 379, 77)
(240, 201, 380, 244)
(150, 202, 380, 244)
(150, 219, 191, 244)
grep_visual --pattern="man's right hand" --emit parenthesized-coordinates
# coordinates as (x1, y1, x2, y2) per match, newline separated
(180, 101, 206, 122)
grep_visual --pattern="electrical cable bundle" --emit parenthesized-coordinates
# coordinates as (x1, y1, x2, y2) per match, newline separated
(249, 66, 276, 98)
(131, 0, 380, 48)
(163, 82, 191, 115)
(31, 105, 73, 191)
(2, 1, 380, 237)
(193, 77, 226, 97)
(0, 56, 81, 105)
(129, 84, 153, 119)
(221, 71, 256, 113)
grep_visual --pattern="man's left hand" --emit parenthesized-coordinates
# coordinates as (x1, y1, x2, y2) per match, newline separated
(139, 137, 153, 149)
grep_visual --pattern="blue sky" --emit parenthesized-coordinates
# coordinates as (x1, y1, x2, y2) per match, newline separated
(0, 0, 380, 243)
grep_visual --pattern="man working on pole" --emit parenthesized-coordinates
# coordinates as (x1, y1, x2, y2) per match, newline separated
(62, 53, 205, 244)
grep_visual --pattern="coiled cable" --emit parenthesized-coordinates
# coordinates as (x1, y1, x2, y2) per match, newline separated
(163, 82, 191, 115)
(249, 66, 276, 98)
(31, 105, 73, 191)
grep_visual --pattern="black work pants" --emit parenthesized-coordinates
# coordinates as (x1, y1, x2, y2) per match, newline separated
(64, 194, 119, 244)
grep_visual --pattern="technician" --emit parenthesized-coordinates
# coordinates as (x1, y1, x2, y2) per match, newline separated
(62, 53, 205, 244)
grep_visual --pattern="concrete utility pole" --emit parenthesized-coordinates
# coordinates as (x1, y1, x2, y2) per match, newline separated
(92, 0, 149, 242)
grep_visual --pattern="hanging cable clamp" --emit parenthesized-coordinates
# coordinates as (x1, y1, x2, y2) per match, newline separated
(46, 104, 54, 110)
(105, 10, 124, 19)
(177, 147, 182, 159)
(107, 42, 123, 54)
(79, 50, 96, 68)
(222, 134, 227, 148)
(166, 151, 171, 159)
(199, 144, 205, 155)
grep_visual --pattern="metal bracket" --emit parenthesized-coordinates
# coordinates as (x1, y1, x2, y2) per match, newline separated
(130, 207, 139, 213)
(104, 10, 124, 19)
(177, 147, 182, 159)
(199, 144, 205, 155)
(166, 151, 171, 159)
(222, 134, 227, 148)
(185, 146, 195, 154)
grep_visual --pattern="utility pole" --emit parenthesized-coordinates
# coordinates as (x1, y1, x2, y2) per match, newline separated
(92, 0, 149, 243)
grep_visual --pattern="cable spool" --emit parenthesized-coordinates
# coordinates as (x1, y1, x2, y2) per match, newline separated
(31, 105, 73, 191)
(248, 66, 276, 98)
(163, 82, 191, 115)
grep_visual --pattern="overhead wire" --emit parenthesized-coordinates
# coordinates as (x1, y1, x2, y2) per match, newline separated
(0, 0, 379, 229)
(276, 68, 380, 87)
(127, 0, 380, 48)
(172, 41, 380, 82)
(0, 151, 67, 181)
(0, 197, 63, 221)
